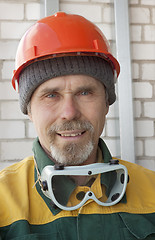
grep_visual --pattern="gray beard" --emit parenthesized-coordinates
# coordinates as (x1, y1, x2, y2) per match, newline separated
(50, 139, 94, 165)
(48, 120, 95, 165)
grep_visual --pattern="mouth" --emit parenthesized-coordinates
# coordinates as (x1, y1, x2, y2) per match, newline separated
(56, 130, 86, 138)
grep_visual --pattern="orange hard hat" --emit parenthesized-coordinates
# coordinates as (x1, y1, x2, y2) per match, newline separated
(12, 12, 120, 90)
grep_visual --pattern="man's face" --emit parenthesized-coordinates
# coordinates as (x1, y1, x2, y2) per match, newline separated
(29, 74, 109, 165)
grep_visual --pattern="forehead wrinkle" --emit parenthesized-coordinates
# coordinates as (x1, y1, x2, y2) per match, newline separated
(36, 74, 104, 96)
(35, 76, 71, 95)
(62, 75, 97, 91)
(62, 75, 73, 93)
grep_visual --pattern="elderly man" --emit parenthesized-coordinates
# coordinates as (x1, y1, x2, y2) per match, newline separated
(0, 12, 155, 240)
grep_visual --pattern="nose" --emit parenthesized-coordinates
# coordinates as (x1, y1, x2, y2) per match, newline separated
(60, 95, 81, 121)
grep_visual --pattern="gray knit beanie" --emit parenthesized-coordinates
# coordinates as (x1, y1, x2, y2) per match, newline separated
(19, 56, 115, 114)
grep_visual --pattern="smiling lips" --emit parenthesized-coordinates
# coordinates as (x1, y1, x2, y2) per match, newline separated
(57, 130, 85, 137)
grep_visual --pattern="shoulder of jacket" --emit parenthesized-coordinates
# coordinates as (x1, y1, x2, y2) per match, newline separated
(119, 159, 155, 178)
(0, 156, 34, 178)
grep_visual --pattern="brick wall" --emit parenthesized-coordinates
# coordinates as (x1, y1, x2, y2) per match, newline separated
(0, 0, 154, 170)
(0, 0, 40, 170)
(130, 0, 155, 169)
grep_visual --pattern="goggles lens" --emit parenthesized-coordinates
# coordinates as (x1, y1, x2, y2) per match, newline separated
(41, 162, 128, 211)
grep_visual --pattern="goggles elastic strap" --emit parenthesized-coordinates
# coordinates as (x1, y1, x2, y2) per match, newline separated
(33, 157, 42, 189)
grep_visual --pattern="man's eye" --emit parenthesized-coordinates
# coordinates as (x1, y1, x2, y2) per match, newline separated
(81, 91, 90, 96)
(47, 93, 57, 98)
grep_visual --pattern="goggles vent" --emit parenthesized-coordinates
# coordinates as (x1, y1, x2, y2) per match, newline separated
(111, 193, 120, 202)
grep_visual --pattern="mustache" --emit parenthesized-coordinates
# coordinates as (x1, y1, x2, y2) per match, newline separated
(48, 120, 94, 134)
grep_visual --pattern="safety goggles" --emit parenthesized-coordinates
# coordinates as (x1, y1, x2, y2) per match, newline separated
(40, 162, 128, 211)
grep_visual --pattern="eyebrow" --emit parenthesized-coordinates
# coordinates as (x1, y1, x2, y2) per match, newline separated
(75, 86, 95, 92)
(38, 83, 98, 97)
(38, 87, 61, 96)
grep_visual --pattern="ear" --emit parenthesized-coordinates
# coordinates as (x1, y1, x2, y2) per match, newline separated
(105, 104, 109, 115)
(28, 112, 33, 121)
(27, 103, 33, 121)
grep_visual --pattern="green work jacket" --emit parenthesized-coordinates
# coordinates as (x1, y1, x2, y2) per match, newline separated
(0, 138, 155, 239)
